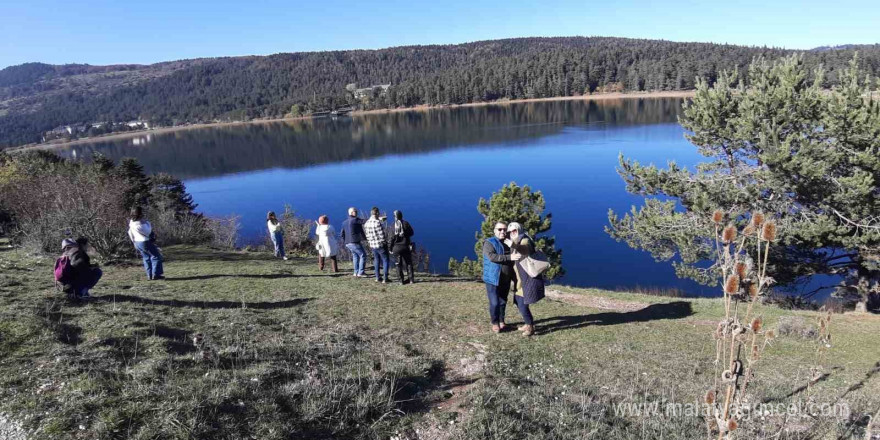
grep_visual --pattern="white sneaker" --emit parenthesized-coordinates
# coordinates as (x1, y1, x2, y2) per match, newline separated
(283, 257, 289, 261)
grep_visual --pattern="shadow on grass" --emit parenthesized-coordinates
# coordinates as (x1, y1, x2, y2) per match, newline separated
(36, 299, 83, 345)
(94, 293, 313, 310)
(101, 324, 197, 359)
(168, 248, 275, 262)
(418, 276, 479, 284)
(167, 273, 348, 281)
(535, 301, 694, 335)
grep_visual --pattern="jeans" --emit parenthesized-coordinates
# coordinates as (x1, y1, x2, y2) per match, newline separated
(372, 247, 389, 281)
(485, 281, 509, 324)
(346, 243, 366, 276)
(271, 230, 285, 258)
(514, 295, 533, 325)
(134, 240, 164, 279)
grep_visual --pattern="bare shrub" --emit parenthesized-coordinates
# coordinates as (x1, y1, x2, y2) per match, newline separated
(262, 205, 313, 256)
(776, 316, 818, 339)
(205, 215, 239, 250)
(150, 206, 211, 246)
(1, 159, 131, 259)
(411, 243, 432, 273)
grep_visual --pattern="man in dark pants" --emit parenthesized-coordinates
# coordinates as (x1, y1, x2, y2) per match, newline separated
(482, 221, 519, 333)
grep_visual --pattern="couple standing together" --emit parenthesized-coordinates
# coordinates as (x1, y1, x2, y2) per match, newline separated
(341, 207, 416, 285)
(482, 221, 545, 337)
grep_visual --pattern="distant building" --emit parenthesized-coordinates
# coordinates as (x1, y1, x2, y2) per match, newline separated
(353, 84, 391, 100)
(126, 121, 151, 129)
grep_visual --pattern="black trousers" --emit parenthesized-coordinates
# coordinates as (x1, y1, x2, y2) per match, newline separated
(394, 249, 415, 283)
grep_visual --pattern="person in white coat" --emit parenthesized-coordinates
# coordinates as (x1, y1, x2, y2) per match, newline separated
(315, 215, 339, 272)
(128, 206, 164, 280)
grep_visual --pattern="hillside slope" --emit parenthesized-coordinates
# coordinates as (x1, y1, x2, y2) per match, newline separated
(1, 243, 878, 439)
(2, 37, 879, 148)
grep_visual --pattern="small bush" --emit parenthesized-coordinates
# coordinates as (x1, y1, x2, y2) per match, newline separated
(262, 205, 314, 257)
(776, 316, 819, 339)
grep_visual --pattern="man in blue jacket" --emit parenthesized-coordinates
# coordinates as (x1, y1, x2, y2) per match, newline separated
(482, 221, 518, 333)
(341, 207, 367, 277)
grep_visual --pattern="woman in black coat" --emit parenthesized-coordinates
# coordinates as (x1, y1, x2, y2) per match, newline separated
(386, 210, 415, 285)
(508, 222, 545, 337)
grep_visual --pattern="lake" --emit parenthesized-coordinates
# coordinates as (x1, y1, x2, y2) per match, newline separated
(57, 98, 718, 295)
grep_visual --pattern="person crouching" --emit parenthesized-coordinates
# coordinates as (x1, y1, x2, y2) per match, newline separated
(57, 238, 102, 299)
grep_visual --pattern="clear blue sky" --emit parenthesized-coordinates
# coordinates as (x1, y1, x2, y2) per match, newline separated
(2, 0, 878, 69)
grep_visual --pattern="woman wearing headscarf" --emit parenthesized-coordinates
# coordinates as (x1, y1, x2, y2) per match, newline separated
(267, 211, 288, 260)
(386, 210, 415, 284)
(315, 215, 339, 272)
(507, 222, 545, 337)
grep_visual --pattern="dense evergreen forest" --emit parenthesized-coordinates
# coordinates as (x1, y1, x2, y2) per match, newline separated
(1, 37, 878, 148)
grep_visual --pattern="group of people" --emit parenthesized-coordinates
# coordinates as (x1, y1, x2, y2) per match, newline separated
(267, 207, 416, 285)
(482, 221, 546, 337)
(55, 206, 164, 298)
(55, 208, 545, 338)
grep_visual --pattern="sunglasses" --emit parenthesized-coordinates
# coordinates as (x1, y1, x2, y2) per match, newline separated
(496, 228, 507, 232)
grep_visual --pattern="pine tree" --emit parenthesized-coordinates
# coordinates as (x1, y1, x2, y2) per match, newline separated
(607, 55, 880, 311)
(450, 182, 564, 280)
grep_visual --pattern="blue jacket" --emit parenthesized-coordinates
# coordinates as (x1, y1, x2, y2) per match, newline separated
(482, 237, 511, 286)
(341, 217, 366, 244)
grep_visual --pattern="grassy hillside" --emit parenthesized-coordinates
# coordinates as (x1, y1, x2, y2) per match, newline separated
(1, 242, 878, 439)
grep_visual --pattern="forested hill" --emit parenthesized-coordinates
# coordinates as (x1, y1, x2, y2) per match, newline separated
(1, 37, 879, 148)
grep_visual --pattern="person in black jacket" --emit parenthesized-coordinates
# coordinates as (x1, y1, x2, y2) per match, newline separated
(60, 238, 102, 298)
(386, 210, 415, 285)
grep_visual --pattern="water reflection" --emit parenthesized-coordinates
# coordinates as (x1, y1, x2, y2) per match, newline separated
(60, 98, 683, 178)
(55, 98, 714, 294)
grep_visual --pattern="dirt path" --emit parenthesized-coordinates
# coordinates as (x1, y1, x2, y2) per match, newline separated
(545, 289, 649, 312)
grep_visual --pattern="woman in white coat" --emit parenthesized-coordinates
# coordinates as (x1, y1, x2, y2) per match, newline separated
(315, 215, 339, 272)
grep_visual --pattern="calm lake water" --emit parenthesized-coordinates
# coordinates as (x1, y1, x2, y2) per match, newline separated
(59, 98, 718, 295)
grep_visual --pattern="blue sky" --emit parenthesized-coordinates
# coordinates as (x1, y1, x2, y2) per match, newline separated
(2, 0, 878, 69)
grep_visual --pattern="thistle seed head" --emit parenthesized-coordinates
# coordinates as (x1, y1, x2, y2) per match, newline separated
(766, 330, 776, 339)
(743, 224, 755, 236)
(712, 210, 724, 225)
(751, 317, 763, 332)
(728, 419, 738, 432)
(761, 221, 777, 241)
(722, 225, 737, 244)
(724, 275, 740, 294)
(751, 212, 765, 228)
(736, 262, 748, 279)
(748, 283, 759, 299)
(705, 390, 716, 404)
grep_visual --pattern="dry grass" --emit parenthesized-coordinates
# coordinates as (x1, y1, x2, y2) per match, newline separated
(1, 242, 878, 439)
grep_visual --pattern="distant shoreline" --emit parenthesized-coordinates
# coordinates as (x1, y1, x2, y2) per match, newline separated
(10, 90, 695, 151)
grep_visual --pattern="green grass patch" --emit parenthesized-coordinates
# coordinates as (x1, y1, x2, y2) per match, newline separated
(0, 245, 878, 439)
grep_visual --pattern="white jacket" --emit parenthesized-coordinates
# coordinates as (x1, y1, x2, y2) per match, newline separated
(315, 224, 339, 257)
(128, 220, 152, 242)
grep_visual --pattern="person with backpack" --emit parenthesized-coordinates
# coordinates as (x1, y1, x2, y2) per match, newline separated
(55, 238, 102, 299)
(386, 210, 415, 285)
(128, 206, 165, 280)
(267, 211, 288, 260)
